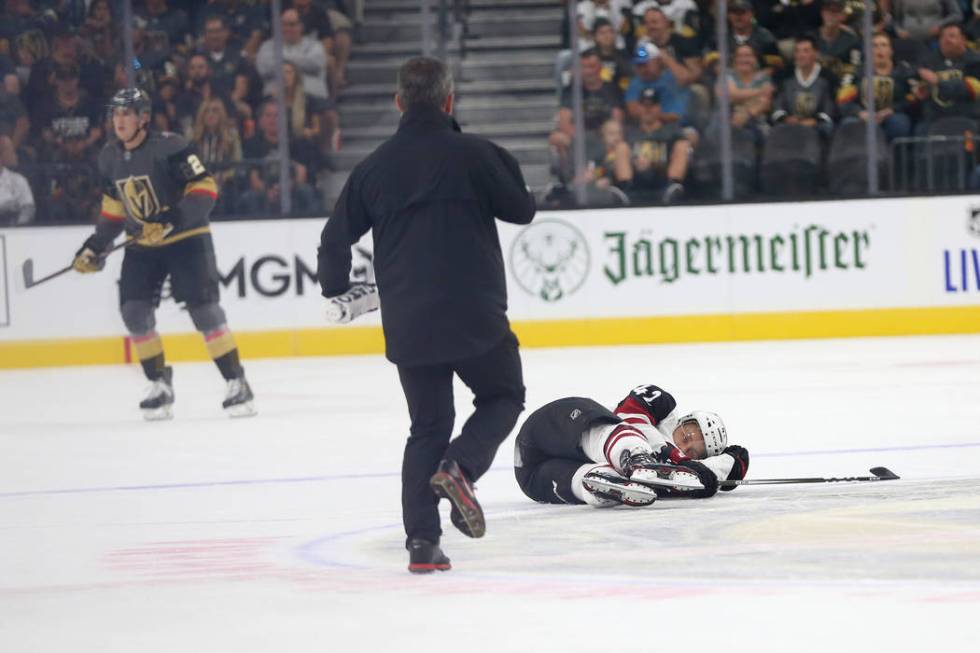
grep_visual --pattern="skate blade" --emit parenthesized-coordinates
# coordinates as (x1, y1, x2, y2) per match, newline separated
(408, 562, 452, 574)
(224, 401, 257, 418)
(631, 468, 703, 491)
(142, 405, 174, 421)
(584, 478, 657, 507)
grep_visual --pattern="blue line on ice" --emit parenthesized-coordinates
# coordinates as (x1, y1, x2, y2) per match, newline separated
(2, 440, 979, 499)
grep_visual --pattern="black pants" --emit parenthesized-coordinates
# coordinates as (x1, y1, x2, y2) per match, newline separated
(396, 331, 525, 544)
(119, 234, 220, 307)
(514, 397, 620, 505)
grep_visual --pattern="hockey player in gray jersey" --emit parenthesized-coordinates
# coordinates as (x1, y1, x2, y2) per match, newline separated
(514, 384, 749, 507)
(72, 87, 255, 420)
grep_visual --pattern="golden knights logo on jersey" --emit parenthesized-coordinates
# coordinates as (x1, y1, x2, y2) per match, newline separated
(794, 91, 817, 117)
(117, 175, 163, 221)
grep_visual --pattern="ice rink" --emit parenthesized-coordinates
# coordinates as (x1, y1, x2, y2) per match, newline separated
(2, 334, 979, 652)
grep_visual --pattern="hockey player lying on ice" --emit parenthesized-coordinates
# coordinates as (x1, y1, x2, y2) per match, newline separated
(514, 384, 749, 507)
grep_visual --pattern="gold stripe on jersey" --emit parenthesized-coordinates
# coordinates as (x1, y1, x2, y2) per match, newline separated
(185, 176, 218, 199)
(204, 328, 237, 359)
(139, 225, 212, 248)
(132, 333, 163, 361)
(101, 194, 126, 221)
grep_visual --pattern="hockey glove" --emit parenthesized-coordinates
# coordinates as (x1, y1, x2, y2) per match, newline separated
(676, 459, 719, 499)
(324, 283, 379, 324)
(136, 221, 174, 246)
(719, 445, 749, 491)
(72, 236, 107, 274)
(655, 442, 691, 466)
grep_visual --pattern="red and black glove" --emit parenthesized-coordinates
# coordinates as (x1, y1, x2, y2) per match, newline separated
(677, 459, 719, 498)
(719, 445, 749, 491)
(655, 442, 691, 465)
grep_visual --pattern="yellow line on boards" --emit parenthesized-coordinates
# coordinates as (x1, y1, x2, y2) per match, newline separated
(2, 305, 980, 369)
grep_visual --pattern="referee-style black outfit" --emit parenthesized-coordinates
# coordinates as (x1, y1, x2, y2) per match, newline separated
(317, 103, 536, 550)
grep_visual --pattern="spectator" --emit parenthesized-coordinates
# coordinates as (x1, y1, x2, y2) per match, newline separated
(193, 0, 268, 60)
(814, 0, 862, 88)
(33, 64, 104, 163)
(0, 85, 30, 153)
(593, 18, 631, 92)
(290, 0, 352, 91)
(77, 0, 119, 65)
(890, 0, 962, 42)
(136, 0, 192, 69)
(721, 43, 775, 144)
(320, 0, 360, 72)
(257, 9, 330, 103)
(240, 99, 321, 215)
(175, 54, 230, 137)
(590, 118, 633, 191)
(2, 0, 55, 92)
(151, 68, 181, 133)
(837, 32, 916, 141)
(916, 23, 980, 126)
(624, 44, 691, 125)
(549, 49, 624, 182)
(198, 15, 254, 122)
(578, 0, 632, 49)
(769, 0, 823, 60)
(626, 87, 689, 203)
(637, 7, 703, 87)
(704, 0, 783, 75)
(24, 27, 107, 113)
(278, 60, 340, 152)
(0, 135, 34, 226)
(191, 97, 244, 215)
(632, 0, 698, 37)
(772, 36, 836, 139)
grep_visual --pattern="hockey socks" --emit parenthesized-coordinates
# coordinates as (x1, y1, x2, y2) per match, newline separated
(132, 332, 166, 380)
(203, 327, 243, 380)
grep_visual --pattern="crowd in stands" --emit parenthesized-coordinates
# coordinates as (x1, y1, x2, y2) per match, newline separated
(0, 0, 359, 226)
(551, 0, 980, 204)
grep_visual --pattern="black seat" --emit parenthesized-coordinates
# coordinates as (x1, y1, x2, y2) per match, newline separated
(918, 116, 978, 191)
(827, 120, 889, 195)
(760, 124, 821, 196)
(692, 126, 758, 199)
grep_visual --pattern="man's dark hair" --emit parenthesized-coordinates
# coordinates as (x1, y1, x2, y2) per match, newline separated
(397, 56, 453, 111)
(794, 34, 818, 50)
(939, 22, 966, 39)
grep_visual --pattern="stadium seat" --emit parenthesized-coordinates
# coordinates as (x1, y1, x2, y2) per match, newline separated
(692, 126, 757, 199)
(918, 116, 978, 192)
(760, 124, 821, 196)
(827, 120, 889, 196)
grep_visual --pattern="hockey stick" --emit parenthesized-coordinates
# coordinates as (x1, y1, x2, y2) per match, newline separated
(719, 466, 899, 488)
(22, 237, 136, 290)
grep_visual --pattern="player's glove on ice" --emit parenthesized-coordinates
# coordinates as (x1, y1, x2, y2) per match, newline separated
(677, 460, 719, 498)
(655, 442, 691, 465)
(324, 283, 379, 324)
(72, 236, 107, 273)
(719, 445, 749, 491)
(136, 221, 174, 246)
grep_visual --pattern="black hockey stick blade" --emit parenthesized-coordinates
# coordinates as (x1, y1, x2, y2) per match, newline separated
(23, 258, 74, 289)
(720, 466, 900, 487)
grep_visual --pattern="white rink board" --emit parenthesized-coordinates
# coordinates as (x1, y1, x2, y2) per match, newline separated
(1, 195, 979, 342)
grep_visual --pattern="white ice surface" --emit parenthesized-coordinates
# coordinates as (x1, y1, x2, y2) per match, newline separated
(2, 335, 979, 652)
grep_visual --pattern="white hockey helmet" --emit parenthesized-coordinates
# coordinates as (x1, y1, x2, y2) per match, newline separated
(679, 411, 727, 457)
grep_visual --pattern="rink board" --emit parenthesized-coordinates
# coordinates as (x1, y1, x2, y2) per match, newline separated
(1, 196, 979, 368)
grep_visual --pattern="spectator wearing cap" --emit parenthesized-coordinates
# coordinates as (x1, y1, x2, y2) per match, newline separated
(624, 43, 691, 124)
(719, 42, 774, 145)
(836, 32, 915, 142)
(549, 48, 624, 184)
(625, 86, 689, 204)
(915, 23, 980, 127)
(0, 134, 34, 226)
(890, 0, 962, 42)
(771, 35, 836, 139)
(814, 0, 862, 89)
(704, 0, 783, 75)
(33, 63, 104, 163)
(593, 18, 631, 92)
(637, 7, 703, 87)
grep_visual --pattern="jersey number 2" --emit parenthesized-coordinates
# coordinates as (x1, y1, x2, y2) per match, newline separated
(186, 154, 206, 176)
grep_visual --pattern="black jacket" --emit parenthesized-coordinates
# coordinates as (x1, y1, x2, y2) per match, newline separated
(317, 106, 536, 366)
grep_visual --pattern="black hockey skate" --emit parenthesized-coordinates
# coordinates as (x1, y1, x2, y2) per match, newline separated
(222, 376, 256, 418)
(429, 459, 485, 538)
(621, 451, 704, 492)
(582, 468, 658, 507)
(140, 366, 175, 421)
(407, 538, 451, 574)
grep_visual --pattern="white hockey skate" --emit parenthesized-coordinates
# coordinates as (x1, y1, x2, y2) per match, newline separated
(223, 377, 256, 418)
(582, 468, 658, 507)
(622, 452, 704, 492)
(140, 367, 174, 421)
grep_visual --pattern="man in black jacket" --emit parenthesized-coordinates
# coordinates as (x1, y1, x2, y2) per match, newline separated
(317, 57, 536, 574)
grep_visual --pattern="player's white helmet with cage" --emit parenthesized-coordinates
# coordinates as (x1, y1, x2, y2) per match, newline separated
(679, 410, 727, 457)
